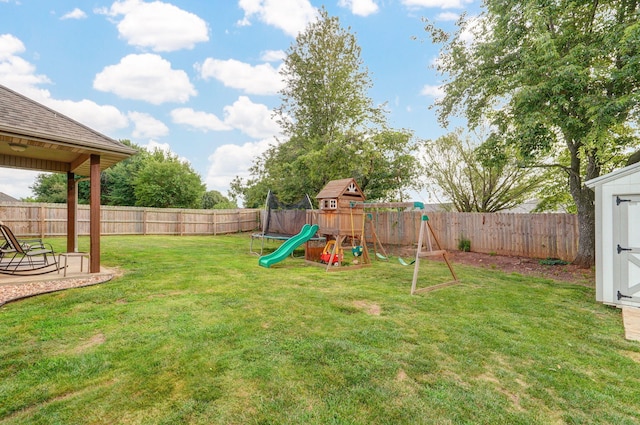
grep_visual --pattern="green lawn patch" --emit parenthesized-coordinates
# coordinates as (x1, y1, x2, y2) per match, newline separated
(0, 234, 638, 424)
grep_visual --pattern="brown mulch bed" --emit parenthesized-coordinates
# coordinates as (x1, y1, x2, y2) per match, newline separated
(0, 274, 115, 307)
(436, 250, 595, 286)
(387, 245, 594, 286)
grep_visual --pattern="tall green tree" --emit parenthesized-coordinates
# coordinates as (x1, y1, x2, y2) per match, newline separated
(427, 0, 640, 266)
(237, 7, 420, 205)
(202, 190, 236, 209)
(423, 130, 542, 212)
(229, 176, 271, 209)
(101, 140, 147, 206)
(29, 173, 70, 203)
(134, 155, 205, 209)
(29, 141, 207, 209)
(29, 173, 93, 203)
(31, 140, 143, 205)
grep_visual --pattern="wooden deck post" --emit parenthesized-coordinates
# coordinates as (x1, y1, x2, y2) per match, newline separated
(90, 154, 101, 273)
(67, 171, 76, 252)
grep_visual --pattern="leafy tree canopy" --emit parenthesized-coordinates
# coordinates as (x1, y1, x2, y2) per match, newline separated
(426, 0, 640, 266)
(423, 129, 543, 212)
(134, 154, 205, 209)
(202, 190, 236, 209)
(101, 140, 149, 206)
(29, 173, 70, 204)
(233, 7, 422, 206)
(30, 141, 208, 209)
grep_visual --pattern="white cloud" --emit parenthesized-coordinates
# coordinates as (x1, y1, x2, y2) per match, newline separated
(0, 33, 24, 58)
(197, 58, 284, 95)
(101, 0, 208, 52)
(223, 96, 281, 139)
(0, 34, 51, 93)
(128, 111, 169, 139)
(237, 0, 317, 37)
(171, 97, 280, 139)
(94, 53, 196, 104)
(338, 0, 379, 17)
(260, 49, 286, 62)
(44, 98, 129, 135)
(436, 12, 459, 20)
(0, 169, 42, 200)
(459, 15, 483, 45)
(61, 8, 87, 20)
(206, 137, 276, 195)
(420, 84, 445, 99)
(0, 34, 129, 134)
(141, 139, 172, 153)
(139, 140, 191, 165)
(170, 108, 232, 132)
(401, 0, 473, 8)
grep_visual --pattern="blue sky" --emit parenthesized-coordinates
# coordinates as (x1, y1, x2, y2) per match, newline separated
(0, 0, 480, 202)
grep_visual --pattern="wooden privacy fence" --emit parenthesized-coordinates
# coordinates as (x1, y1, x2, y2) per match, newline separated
(0, 203, 261, 237)
(0, 203, 579, 261)
(309, 210, 579, 261)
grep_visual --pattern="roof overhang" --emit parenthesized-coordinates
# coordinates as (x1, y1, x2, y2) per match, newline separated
(0, 130, 136, 176)
(585, 161, 640, 189)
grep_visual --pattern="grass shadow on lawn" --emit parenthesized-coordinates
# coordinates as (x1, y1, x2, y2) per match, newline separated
(0, 234, 638, 425)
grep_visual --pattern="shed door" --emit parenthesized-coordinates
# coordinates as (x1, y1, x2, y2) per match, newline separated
(614, 195, 640, 303)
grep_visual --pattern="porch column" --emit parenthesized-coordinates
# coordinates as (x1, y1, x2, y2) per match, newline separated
(90, 154, 101, 273)
(66, 171, 76, 253)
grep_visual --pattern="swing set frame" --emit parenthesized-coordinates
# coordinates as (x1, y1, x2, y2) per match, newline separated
(358, 201, 459, 294)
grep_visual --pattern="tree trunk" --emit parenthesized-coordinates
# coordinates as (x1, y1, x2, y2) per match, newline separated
(573, 189, 596, 268)
(567, 145, 598, 268)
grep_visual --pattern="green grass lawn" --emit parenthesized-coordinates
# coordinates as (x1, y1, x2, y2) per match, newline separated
(1, 234, 639, 424)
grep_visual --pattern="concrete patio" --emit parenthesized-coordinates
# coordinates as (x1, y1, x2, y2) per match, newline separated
(0, 255, 117, 306)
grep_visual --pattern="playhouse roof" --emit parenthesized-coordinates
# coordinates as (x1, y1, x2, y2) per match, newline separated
(585, 161, 640, 188)
(316, 178, 365, 200)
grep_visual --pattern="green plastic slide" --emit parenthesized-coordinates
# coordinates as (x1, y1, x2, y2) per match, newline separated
(258, 224, 320, 268)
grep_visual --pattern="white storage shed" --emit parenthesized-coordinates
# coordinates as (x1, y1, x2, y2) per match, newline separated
(586, 162, 640, 307)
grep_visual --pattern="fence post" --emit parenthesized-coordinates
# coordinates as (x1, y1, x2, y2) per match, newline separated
(39, 205, 45, 238)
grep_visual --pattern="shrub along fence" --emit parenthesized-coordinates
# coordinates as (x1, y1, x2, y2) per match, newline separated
(0, 203, 261, 237)
(0, 203, 579, 261)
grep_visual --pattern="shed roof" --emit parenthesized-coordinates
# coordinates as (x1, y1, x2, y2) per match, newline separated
(585, 161, 640, 188)
(0, 84, 136, 176)
(316, 178, 365, 200)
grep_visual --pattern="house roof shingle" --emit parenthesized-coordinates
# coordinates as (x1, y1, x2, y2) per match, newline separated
(0, 84, 136, 176)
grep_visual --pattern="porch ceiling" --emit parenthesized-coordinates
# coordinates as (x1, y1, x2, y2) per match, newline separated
(0, 132, 129, 176)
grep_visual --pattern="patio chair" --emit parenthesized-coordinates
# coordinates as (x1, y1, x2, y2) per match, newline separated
(0, 224, 58, 275)
(0, 233, 45, 256)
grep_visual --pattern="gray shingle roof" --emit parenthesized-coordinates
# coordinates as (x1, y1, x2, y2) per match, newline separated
(0, 84, 136, 175)
(0, 84, 134, 152)
(0, 191, 19, 203)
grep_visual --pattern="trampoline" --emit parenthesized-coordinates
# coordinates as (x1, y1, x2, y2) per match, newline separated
(250, 191, 323, 255)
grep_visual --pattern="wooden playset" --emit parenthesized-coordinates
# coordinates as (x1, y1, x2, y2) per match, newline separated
(309, 178, 370, 271)
(274, 177, 459, 292)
